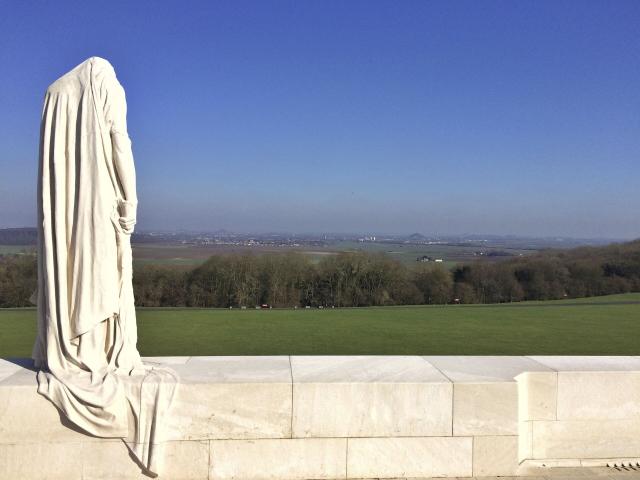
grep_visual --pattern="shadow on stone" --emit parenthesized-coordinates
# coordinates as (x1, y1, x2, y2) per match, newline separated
(3, 357, 37, 371)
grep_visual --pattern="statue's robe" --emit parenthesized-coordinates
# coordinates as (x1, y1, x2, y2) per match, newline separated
(32, 57, 177, 475)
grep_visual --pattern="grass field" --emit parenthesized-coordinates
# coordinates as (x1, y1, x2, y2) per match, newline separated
(2, 293, 639, 357)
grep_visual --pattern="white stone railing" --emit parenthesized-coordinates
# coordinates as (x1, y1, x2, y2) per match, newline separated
(2, 355, 640, 479)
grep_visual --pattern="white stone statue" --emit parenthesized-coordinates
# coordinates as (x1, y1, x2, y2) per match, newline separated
(32, 57, 177, 476)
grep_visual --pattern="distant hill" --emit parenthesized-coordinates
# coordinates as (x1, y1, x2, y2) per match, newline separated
(408, 233, 428, 242)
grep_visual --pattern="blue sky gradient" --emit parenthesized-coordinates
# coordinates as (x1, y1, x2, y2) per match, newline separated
(1, 0, 638, 238)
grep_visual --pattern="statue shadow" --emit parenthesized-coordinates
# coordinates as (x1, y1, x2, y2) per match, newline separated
(2, 357, 37, 371)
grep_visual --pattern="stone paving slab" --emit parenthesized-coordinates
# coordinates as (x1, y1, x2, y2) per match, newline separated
(424, 356, 553, 383)
(406, 466, 640, 479)
(527, 357, 640, 372)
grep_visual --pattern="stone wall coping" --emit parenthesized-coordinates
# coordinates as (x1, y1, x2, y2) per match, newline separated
(3, 355, 640, 386)
(3, 355, 640, 478)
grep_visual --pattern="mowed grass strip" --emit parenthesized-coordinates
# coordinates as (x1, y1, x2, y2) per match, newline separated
(2, 293, 639, 357)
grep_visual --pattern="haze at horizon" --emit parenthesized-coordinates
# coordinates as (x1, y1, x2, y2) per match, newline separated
(0, 1, 638, 239)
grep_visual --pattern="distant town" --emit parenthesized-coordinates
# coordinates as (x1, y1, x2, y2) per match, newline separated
(0, 226, 625, 269)
(0, 226, 621, 250)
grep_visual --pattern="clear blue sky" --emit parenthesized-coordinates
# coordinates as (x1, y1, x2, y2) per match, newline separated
(1, 0, 638, 238)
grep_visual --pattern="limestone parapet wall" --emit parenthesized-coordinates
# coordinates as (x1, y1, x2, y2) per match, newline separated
(1, 355, 640, 479)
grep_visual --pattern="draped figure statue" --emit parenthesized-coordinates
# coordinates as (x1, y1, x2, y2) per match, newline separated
(32, 57, 177, 476)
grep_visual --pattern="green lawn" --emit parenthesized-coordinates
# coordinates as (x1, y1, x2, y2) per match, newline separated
(2, 293, 639, 357)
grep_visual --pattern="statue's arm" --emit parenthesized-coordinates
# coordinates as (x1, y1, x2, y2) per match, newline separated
(105, 80, 137, 234)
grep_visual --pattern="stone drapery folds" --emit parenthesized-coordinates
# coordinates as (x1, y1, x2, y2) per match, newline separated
(32, 56, 177, 476)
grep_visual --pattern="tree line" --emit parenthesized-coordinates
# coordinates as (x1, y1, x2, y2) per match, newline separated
(1, 240, 639, 308)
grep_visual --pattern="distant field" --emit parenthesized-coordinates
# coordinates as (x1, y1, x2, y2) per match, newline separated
(0, 245, 35, 255)
(1, 240, 535, 268)
(331, 240, 534, 266)
(130, 240, 534, 267)
(2, 293, 639, 357)
(510, 292, 640, 305)
(131, 243, 335, 266)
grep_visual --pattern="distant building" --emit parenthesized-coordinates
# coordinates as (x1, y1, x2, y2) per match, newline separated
(417, 255, 434, 263)
(434, 258, 443, 263)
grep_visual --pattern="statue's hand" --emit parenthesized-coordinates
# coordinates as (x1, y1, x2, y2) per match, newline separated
(118, 199, 137, 235)
(119, 217, 136, 234)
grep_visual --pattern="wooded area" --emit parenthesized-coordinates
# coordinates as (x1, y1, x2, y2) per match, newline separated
(1, 240, 639, 308)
